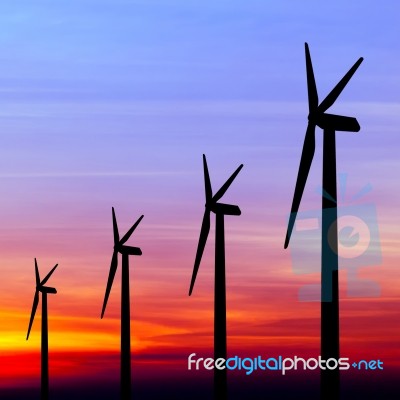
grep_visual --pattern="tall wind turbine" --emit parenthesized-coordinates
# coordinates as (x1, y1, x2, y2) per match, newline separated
(26, 258, 59, 400)
(189, 154, 243, 400)
(101, 207, 143, 400)
(284, 43, 363, 399)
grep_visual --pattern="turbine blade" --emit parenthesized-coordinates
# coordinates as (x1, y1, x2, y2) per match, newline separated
(305, 43, 318, 112)
(34, 258, 40, 286)
(120, 215, 144, 245)
(316, 113, 360, 132)
(203, 154, 212, 202)
(112, 207, 120, 245)
(212, 164, 243, 203)
(318, 57, 363, 113)
(189, 210, 211, 296)
(40, 264, 58, 286)
(101, 250, 118, 318)
(284, 123, 316, 248)
(26, 290, 39, 340)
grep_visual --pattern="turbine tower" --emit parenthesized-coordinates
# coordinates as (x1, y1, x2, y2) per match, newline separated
(284, 43, 363, 400)
(101, 207, 143, 400)
(189, 154, 243, 400)
(26, 258, 59, 400)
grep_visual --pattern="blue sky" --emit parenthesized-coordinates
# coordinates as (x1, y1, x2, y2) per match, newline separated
(0, 0, 399, 253)
(1, 1, 398, 102)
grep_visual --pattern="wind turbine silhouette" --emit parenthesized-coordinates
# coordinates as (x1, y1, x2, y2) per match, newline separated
(101, 207, 143, 400)
(26, 258, 59, 400)
(189, 154, 243, 400)
(284, 43, 363, 400)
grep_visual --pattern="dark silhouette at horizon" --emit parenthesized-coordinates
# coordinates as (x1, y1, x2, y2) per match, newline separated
(189, 154, 243, 400)
(26, 258, 59, 400)
(284, 43, 363, 400)
(101, 207, 143, 400)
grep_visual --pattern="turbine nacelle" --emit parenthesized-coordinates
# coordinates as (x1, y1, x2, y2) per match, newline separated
(38, 286, 57, 294)
(308, 112, 360, 132)
(209, 202, 241, 216)
(114, 244, 142, 256)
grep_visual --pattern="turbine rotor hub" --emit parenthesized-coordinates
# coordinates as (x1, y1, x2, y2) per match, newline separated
(308, 112, 319, 123)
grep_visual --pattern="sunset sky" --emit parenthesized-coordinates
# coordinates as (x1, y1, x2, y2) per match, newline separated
(0, 1, 399, 399)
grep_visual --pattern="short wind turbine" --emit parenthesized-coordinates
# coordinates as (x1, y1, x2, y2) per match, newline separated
(26, 258, 59, 400)
(101, 207, 143, 400)
(284, 43, 363, 400)
(189, 154, 243, 400)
